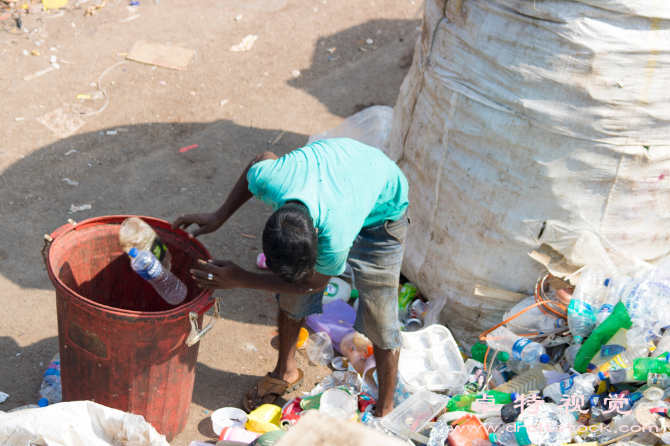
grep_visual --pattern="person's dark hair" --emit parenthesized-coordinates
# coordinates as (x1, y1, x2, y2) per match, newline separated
(262, 203, 318, 283)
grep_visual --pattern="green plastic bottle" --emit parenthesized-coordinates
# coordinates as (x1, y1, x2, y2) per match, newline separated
(631, 357, 670, 381)
(398, 283, 418, 311)
(471, 342, 488, 363)
(447, 390, 512, 412)
(574, 302, 632, 373)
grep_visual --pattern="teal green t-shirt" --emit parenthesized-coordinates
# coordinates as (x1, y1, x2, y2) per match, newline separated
(247, 138, 409, 276)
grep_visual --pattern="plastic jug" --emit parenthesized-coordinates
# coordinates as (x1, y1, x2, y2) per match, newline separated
(322, 277, 359, 305)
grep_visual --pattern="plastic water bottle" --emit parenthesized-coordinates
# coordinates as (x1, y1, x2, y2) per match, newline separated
(596, 275, 630, 326)
(593, 345, 649, 375)
(129, 248, 186, 305)
(542, 373, 602, 403)
(486, 326, 546, 364)
(510, 315, 566, 332)
(565, 342, 581, 367)
(322, 277, 359, 305)
(119, 217, 172, 270)
(38, 354, 62, 406)
(648, 373, 670, 388)
(490, 423, 529, 446)
(652, 331, 670, 358)
(568, 266, 607, 344)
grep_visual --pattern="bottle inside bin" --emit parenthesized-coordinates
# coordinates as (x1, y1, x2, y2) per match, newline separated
(128, 248, 187, 305)
(119, 217, 172, 270)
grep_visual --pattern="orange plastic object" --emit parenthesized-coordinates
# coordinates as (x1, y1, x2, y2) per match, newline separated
(296, 327, 309, 348)
(448, 414, 488, 446)
(44, 216, 214, 441)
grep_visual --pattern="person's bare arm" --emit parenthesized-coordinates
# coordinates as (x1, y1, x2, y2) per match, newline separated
(172, 151, 278, 238)
(191, 259, 331, 294)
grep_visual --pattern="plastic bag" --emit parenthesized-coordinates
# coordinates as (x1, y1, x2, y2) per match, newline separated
(308, 105, 393, 150)
(305, 332, 334, 366)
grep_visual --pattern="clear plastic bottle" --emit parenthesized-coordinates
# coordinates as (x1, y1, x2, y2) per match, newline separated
(495, 357, 558, 394)
(564, 342, 581, 367)
(648, 373, 670, 388)
(593, 345, 649, 375)
(119, 217, 172, 270)
(39, 354, 62, 406)
(129, 248, 186, 305)
(542, 373, 602, 403)
(510, 315, 566, 332)
(652, 331, 670, 358)
(596, 275, 631, 326)
(568, 266, 607, 344)
(486, 327, 546, 364)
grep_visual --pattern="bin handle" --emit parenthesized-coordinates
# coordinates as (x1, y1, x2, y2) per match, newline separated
(41, 219, 78, 267)
(186, 297, 221, 347)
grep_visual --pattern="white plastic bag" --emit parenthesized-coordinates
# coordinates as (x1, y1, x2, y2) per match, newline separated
(308, 105, 393, 150)
(305, 331, 334, 366)
(0, 401, 169, 446)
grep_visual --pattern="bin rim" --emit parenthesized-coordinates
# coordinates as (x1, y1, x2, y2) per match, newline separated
(45, 215, 215, 318)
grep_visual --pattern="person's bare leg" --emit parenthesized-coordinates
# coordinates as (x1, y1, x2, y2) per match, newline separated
(246, 309, 303, 406)
(373, 345, 400, 417)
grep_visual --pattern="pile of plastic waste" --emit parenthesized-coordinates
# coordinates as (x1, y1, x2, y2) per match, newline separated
(224, 229, 670, 446)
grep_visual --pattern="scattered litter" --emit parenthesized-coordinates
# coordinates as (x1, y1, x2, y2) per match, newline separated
(37, 107, 86, 138)
(119, 14, 140, 22)
(50, 47, 57, 52)
(62, 178, 79, 186)
(69, 204, 92, 213)
(14, 117, 25, 121)
(241, 233, 256, 239)
(234, 14, 242, 22)
(230, 34, 257, 52)
(272, 131, 285, 145)
(76, 94, 91, 100)
(23, 66, 57, 81)
(0, 392, 7, 403)
(16, 353, 20, 356)
(130, 0, 139, 5)
(327, 47, 336, 53)
(126, 40, 195, 70)
(179, 144, 197, 153)
(106, 130, 117, 135)
(49, 55, 57, 64)
(366, 38, 374, 44)
(86, 0, 108, 17)
(291, 69, 300, 78)
(189, 91, 196, 96)
(220, 99, 228, 107)
(31, 49, 40, 56)
(22, 50, 29, 56)
(64, 149, 78, 156)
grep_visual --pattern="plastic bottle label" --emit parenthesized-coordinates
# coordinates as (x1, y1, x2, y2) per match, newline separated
(568, 299, 596, 322)
(512, 338, 531, 360)
(560, 377, 575, 393)
(138, 257, 162, 280)
(598, 304, 614, 314)
(150, 237, 168, 262)
(44, 361, 60, 377)
(323, 283, 339, 297)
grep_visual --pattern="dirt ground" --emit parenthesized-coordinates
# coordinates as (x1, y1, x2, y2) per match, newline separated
(0, 0, 419, 443)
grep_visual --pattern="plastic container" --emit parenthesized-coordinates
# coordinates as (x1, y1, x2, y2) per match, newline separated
(648, 373, 670, 388)
(494, 362, 562, 394)
(129, 248, 187, 305)
(119, 216, 172, 270)
(596, 275, 631, 326)
(305, 332, 334, 366)
(486, 326, 546, 364)
(568, 266, 607, 343)
(256, 430, 287, 446)
(246, 404, 282, 434)
(218, 427, 260, 443)
(447, 390, 512, 413)
(38, 354, 62, 406)
(380, 390, 450, 441)
(542, 373, 602, 403)
(398, 324, 466, 392)
(318, 388, 358, 421)
(43, 216, 215, 441)
(305, 299, 357, 353)
(322, 277, 359, 305)
(593, 345, 649, 374)
(447, 414, 488, 446)
(211, 407, 248, 435)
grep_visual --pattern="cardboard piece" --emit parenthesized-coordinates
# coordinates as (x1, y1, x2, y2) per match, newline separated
(126, 41, 195, 70)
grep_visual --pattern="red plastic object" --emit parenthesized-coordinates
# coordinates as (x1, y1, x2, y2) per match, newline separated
(448, 414, 488, 446)
(44, 216, 214, 441)
(280, 397, 303, 430)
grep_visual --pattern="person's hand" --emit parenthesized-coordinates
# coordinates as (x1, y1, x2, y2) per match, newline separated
(172, 213, 223, 238)
(190, 260, 248, 290)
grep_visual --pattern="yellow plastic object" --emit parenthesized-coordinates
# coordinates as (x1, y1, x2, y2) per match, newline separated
(296, 327, 309, 348)
(42, 0, 69, 9)
(246, 404, 281, 434)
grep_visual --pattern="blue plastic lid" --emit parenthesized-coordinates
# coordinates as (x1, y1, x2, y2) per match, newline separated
(489, 433, 498, 444)
(540, 354, 550, 364)
(511, 392, 520, 402)
(38, 398, 49, 407)
(598, 371, 607, 381)
(604, 278, 611, 286)
(129, 247, 139, 258)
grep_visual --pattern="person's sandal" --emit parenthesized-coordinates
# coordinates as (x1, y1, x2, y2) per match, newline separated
(242, 369, 304, 413)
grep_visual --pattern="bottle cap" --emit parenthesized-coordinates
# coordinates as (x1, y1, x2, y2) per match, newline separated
(604, 278, 610, 286)
(573, 336, 583, 344)
(351, 289, 359, 299)
(511, 392, 520, 402)
(361, 412, 371, 423)
(497, 351, 510, 362)
(38, 398, 49, 407)
(128, 247, 139, 258)
(598, 371, 607, 381)
(540, 354, 550, 364)
(489, 433, 498, 444)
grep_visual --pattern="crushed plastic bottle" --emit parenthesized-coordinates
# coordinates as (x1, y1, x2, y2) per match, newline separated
(38, 354, 62, 406)
(486, 327, 547, 364)
(542, 373, 602, 404)
(516, 402, 573, 446)
(510, 315, 566, 332)
(128, 248, 187, 305)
